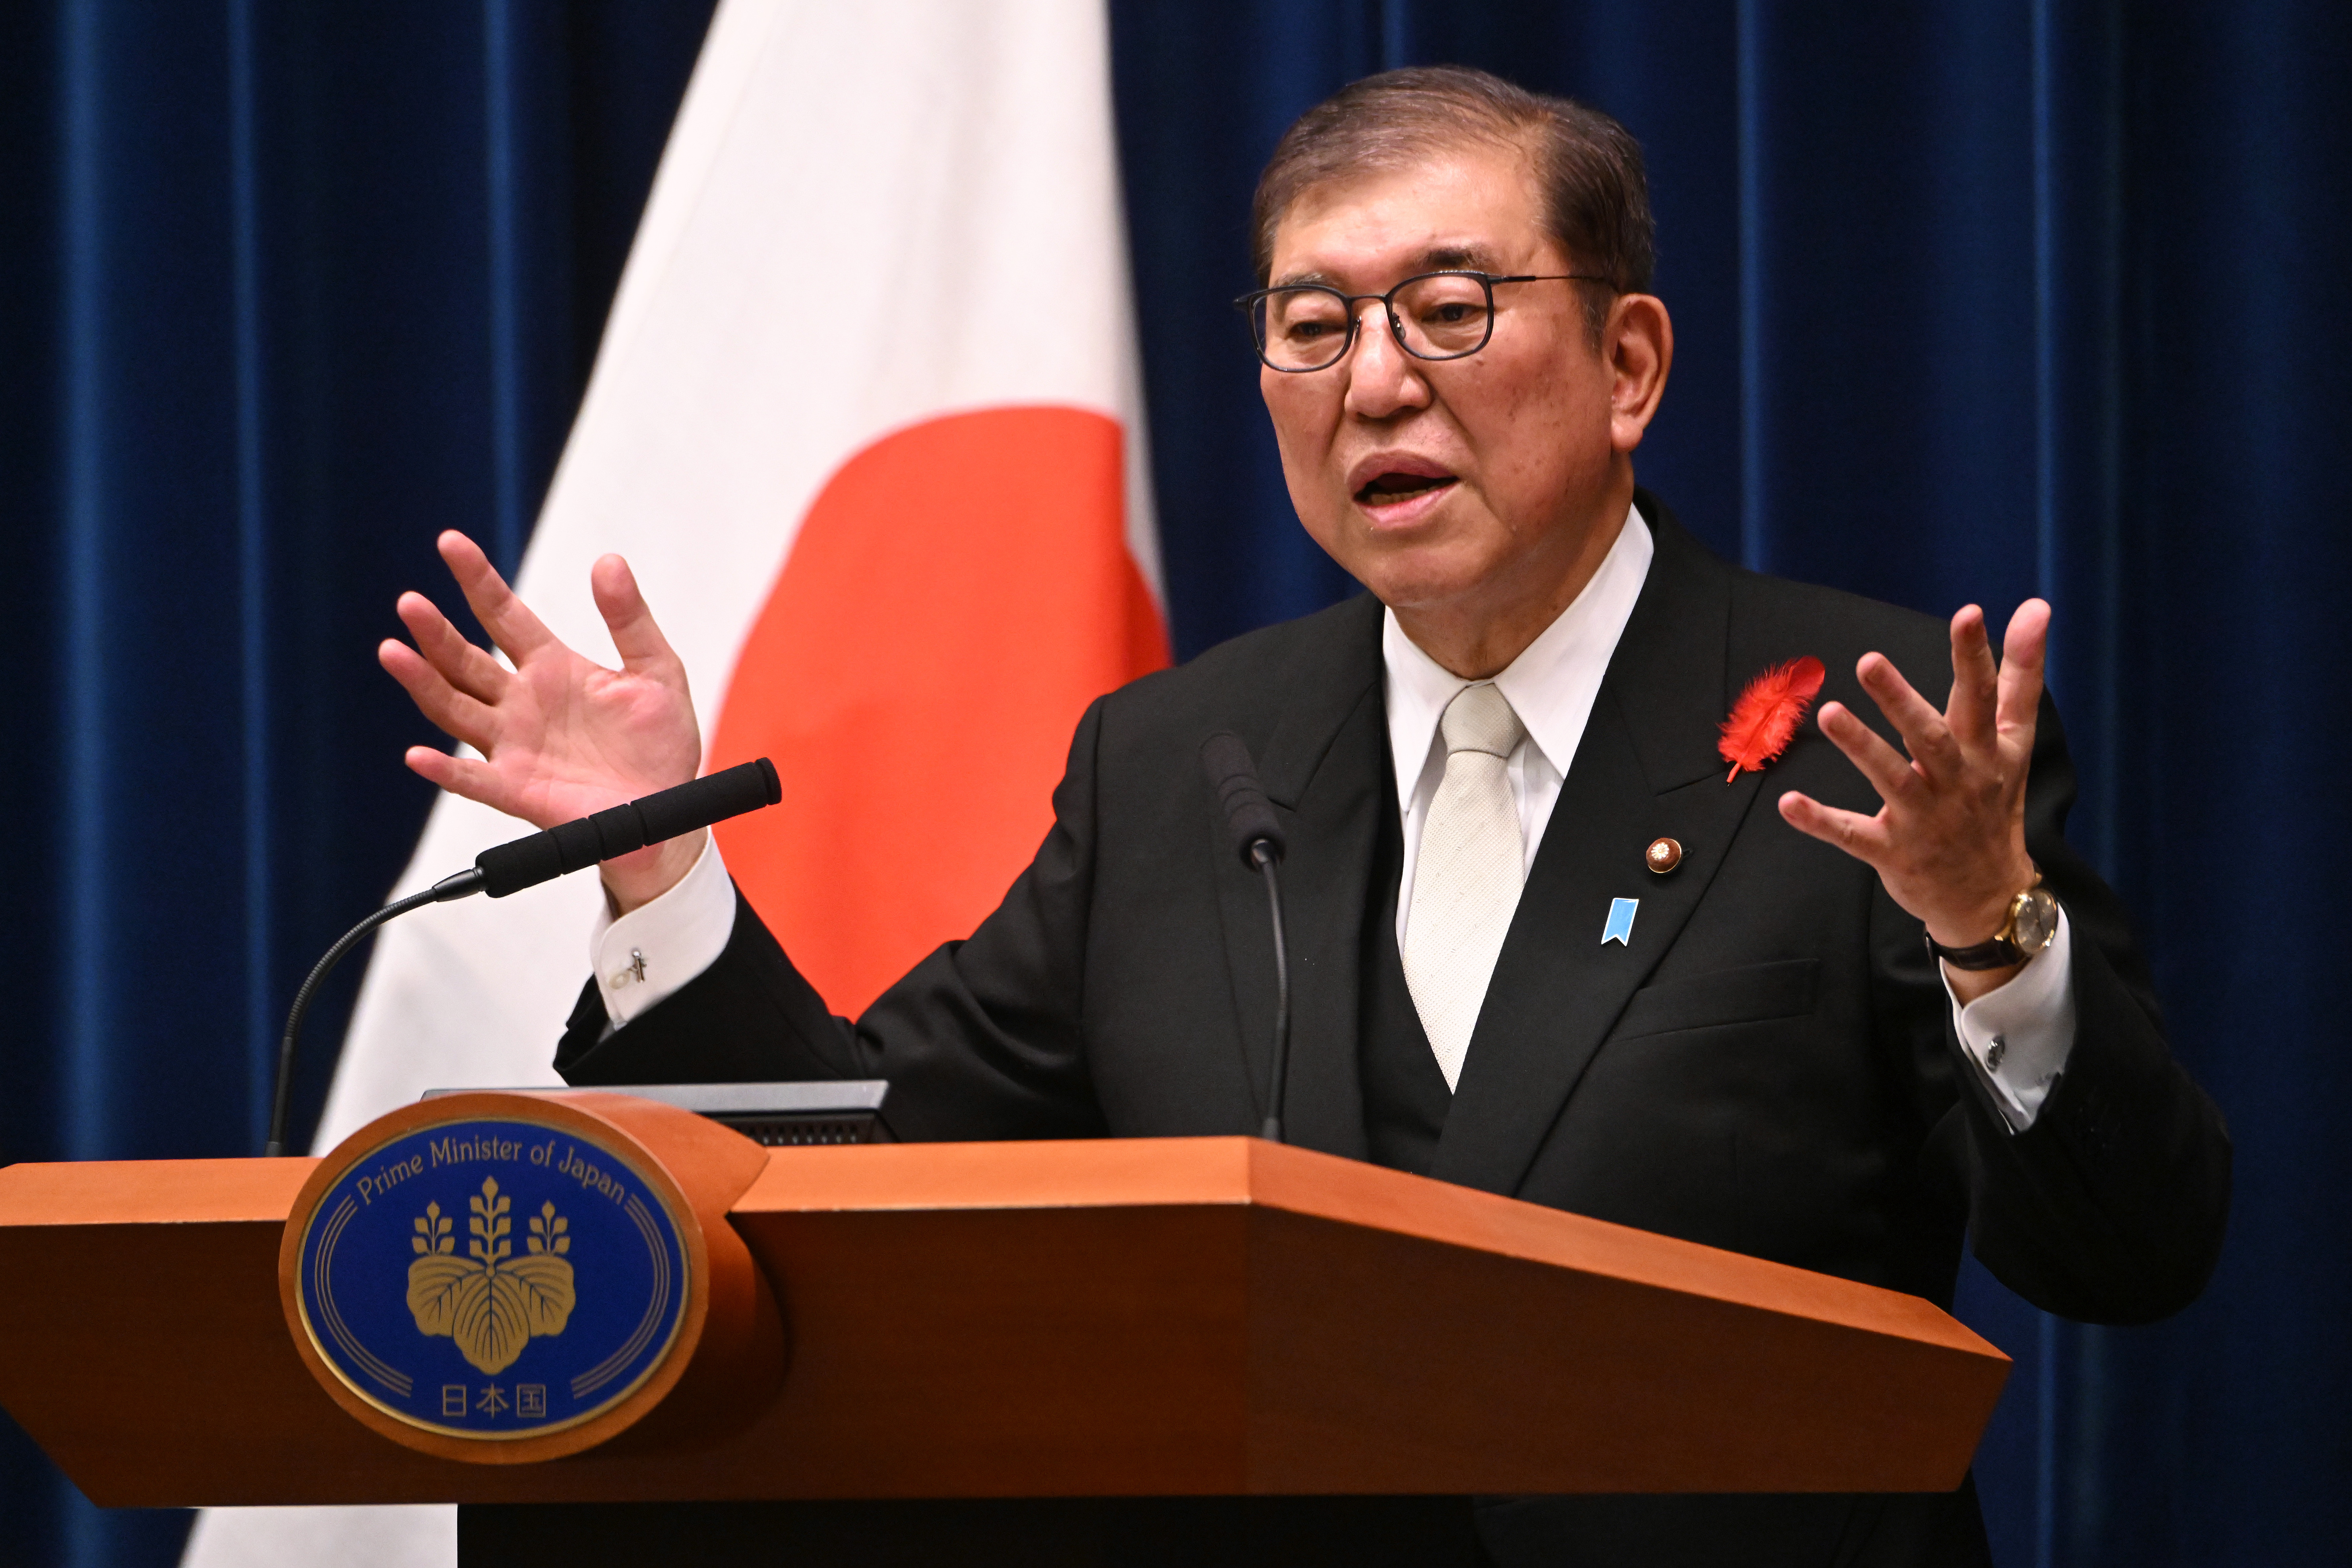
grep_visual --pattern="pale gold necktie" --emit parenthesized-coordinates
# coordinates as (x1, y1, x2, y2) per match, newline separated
(1402, 682, 1528, 1091)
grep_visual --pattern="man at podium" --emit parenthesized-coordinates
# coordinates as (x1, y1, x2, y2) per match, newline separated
(382, 66, 2228, 1568)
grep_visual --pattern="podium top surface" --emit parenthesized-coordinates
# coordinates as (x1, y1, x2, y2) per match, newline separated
(0, 1135, 1976, 1350)
(0, 1154, 312, 1225)
(723, 1136, 1981, 1351)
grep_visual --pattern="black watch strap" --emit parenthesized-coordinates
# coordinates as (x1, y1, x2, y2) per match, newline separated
(1925, 931, 2024, 971)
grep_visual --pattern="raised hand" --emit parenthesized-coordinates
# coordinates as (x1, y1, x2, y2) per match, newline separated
(1777, 600, 2050, 1000)
(379, 531, 706, 911)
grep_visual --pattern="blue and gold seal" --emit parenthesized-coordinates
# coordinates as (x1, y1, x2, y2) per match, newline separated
(292, 1113, 690, 1444)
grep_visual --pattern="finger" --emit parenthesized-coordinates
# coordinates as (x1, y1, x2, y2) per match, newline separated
(1778, 791, 1895, 864)
(380, 637, 500, 753)
(396, 590, 508, 704)
(589, 554, 688, 680)
(1856, 651, 1962, 781)
(402, 746, 524, 818)
(1817, 700, 1917, 804)
(1944, 605, 1999, 756)
(1996, 598, 2051, 748)
(438, 530, 558, 665)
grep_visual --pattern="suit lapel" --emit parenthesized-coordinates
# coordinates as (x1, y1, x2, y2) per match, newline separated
(1432, 501, 1767, 1198)
(1207, 595, 1384, 1162)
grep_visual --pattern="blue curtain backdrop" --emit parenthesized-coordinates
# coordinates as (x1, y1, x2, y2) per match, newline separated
(2, 3, 2344, 1565)
(0, 4, 717, 1565)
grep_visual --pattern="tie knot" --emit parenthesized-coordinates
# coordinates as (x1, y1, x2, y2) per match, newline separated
(1439, 682, 1525, 759)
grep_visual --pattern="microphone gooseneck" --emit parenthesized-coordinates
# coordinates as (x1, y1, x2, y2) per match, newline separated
(263, 869, 483, 1157)
(1251, 840, 1291, 1143)
(1200, 732, 1292, 1144)
(262, 758, 784, 1157)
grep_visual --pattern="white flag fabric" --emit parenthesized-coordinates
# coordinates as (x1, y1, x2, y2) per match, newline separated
(184, 1, 1157, 1561)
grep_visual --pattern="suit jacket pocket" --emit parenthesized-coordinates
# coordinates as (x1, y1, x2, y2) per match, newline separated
(1611, 958, 1819, 1041)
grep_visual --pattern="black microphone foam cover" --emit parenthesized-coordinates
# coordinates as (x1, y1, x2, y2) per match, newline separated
(1199, 731, 1285, 867)
(474, 757, 782, 898)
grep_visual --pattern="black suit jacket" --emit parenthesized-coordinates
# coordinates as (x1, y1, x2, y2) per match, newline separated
(558, 495, 2229, 1567)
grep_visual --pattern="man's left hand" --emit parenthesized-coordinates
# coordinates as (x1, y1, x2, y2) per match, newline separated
(1778, 599, 2050, 1002)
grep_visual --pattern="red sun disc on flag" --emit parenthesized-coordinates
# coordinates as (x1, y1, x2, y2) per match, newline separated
(707, 405, 1168, 1017)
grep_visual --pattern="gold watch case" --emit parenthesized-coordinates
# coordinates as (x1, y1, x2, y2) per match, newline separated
(1999, 878, 2060, 958)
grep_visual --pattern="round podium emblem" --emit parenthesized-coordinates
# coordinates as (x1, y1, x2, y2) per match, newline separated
(292, 1115, 690, 1442)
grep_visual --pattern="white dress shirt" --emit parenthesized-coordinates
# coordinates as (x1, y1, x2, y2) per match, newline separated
(599, 502, 2073, 1128)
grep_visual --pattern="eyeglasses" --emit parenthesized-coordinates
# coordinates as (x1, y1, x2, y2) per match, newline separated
(1234, 270, 1611, 373)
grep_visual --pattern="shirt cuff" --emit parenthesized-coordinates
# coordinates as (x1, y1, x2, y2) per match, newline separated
(1943, 907, 2078, 1132)
(589, 834, 738, 1029)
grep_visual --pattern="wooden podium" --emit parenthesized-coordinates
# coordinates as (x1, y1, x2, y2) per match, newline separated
(0, 1100, 2007, 1562)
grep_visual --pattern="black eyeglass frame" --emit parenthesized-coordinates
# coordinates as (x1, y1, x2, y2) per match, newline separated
(1233, 270, 1614, 372)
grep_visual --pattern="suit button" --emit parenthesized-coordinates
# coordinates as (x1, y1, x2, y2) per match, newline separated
(1645, 837, 1683, 874)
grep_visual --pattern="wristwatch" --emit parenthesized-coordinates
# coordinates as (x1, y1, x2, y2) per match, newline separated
(1926, 873, 2060, 971)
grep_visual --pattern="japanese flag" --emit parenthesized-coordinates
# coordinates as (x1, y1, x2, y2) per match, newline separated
(184, 0, 1159, 1562)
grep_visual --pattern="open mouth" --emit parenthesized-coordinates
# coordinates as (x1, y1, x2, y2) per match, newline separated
(1354, 471, 1459, 506)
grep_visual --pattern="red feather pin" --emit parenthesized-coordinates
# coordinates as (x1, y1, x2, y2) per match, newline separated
(1718, 655, 1827, 782)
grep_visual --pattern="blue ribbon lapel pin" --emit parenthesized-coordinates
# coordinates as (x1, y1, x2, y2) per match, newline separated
(1602, 897, 1639, 946)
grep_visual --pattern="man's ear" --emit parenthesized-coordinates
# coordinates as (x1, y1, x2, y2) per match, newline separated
(1606, 293, 1672, 454)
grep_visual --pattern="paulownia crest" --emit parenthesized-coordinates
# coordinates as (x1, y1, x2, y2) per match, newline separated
(406, 1177, 577, 1376)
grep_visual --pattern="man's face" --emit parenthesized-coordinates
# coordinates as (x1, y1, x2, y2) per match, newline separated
(1259, 142, 1641, 627)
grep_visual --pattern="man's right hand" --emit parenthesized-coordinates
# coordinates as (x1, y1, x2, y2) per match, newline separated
(380, 531, 707, 913)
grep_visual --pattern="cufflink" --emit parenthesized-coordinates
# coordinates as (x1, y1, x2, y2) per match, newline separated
(607, 948, 648, 990)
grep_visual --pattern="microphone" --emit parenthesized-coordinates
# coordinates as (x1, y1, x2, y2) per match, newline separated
(1199, 733, 1291, 1144)
(262, 758, 784, 1156)
(474, 758, 780, 897)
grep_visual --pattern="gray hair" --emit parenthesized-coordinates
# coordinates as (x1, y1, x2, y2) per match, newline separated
(1250, 66, 1655, 337)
